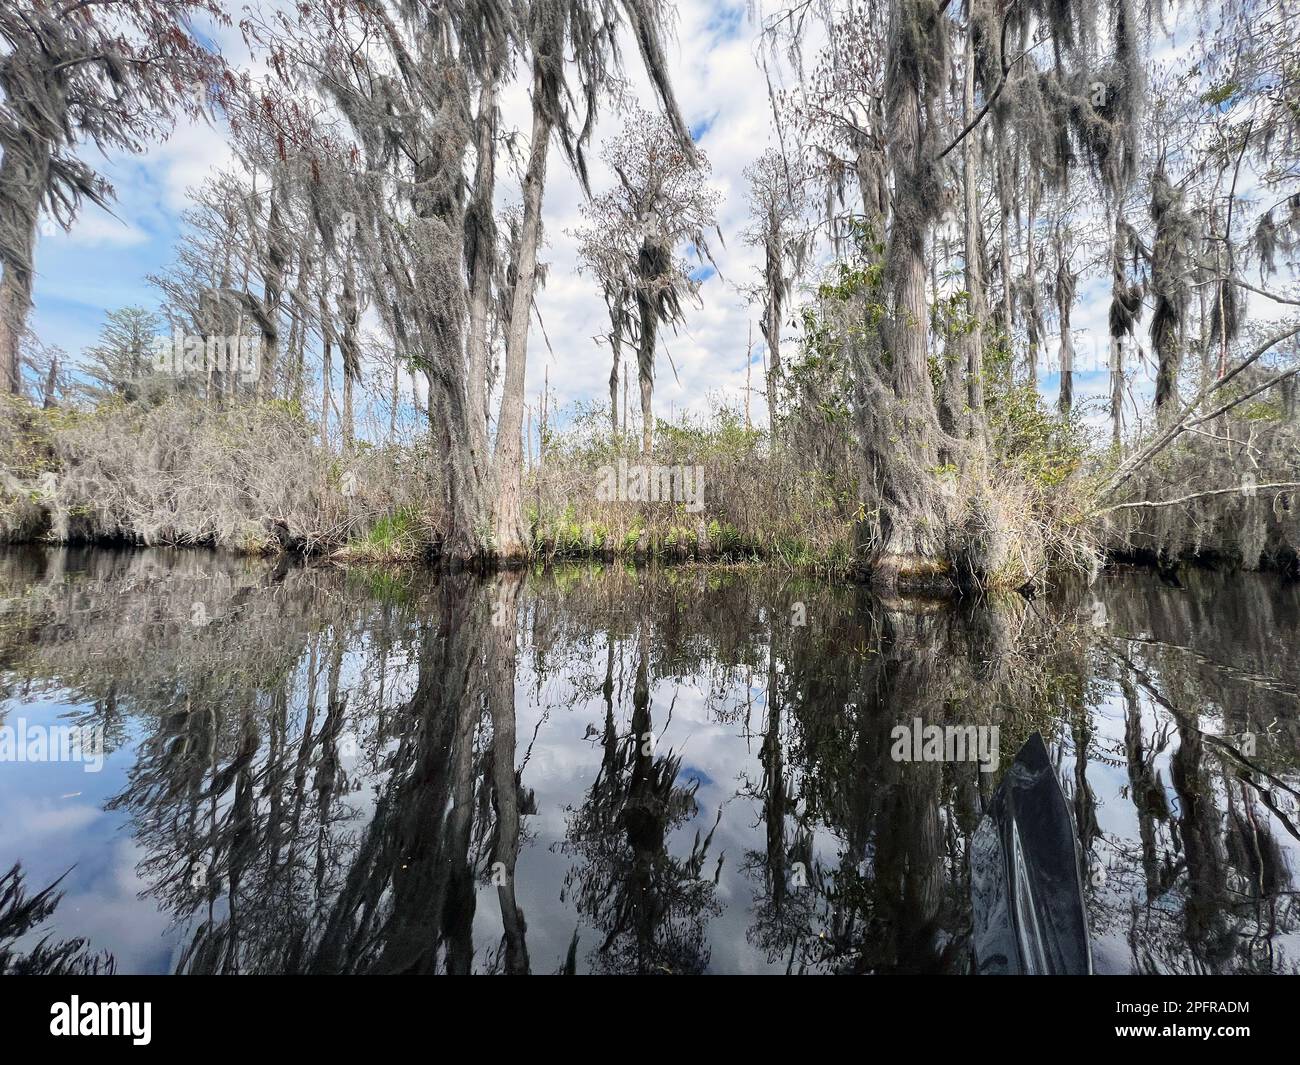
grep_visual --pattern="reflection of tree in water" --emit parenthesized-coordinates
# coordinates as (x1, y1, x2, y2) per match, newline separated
(0, 863, 115, 974)
(559, 629, 721, 974)
(0, 554, 537, 973)
(1099, 637, 1300, 972)
(1077, 570, 1300, 974)
(3, 551, 1300, 973)
(738, 591, 1101, 973)
(164, 574, 536, 974)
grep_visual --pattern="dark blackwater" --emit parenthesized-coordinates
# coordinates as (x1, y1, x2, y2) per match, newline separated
(0, 546, 1297, 974)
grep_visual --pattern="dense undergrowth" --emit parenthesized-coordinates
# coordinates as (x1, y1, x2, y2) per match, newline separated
(3, 381, 1297, 583)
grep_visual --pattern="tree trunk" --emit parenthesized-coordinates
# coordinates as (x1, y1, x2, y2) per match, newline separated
(257, 184, 288, 399)
(761, 228, 784, 441)
(342, 366, 354, 450)
(390, 355, 399, 440)
(0, 134, 49, 395)
(961, 21, 987, 441)
(1025, 170, 1039, 392)
(492, 94, 552, 561)
(319, 294, 332, 451)
(871, 0, 948, 587)
(609, 331, 621, 439)
(429, 368, 490, 565)
(1154, 328, 1181, 417)
(42, 349, 58, 408)
(637, 285, 657, 457)
(339, 259, 359, 451)
(466, 79, 498, 440)
(286, 249, 309, 406)
(996, 131, 1014, 373)
(1057, 254, 1075, 416)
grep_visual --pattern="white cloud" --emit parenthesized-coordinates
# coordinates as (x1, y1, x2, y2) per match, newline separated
(46, 211, 148, 249)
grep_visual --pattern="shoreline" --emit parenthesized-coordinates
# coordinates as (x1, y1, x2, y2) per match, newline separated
(3, 535, 1295, 588)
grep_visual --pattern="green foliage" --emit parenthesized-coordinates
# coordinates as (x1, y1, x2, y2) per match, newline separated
(364, 506, 421, 549)
(1199, 80, 1241, 107)
(987, 381, 1088, 488)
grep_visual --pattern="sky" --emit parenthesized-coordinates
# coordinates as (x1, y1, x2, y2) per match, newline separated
(23, 1, 1290, 441)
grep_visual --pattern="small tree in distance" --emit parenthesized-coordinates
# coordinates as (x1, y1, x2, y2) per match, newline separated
(575, 106, 719, 455)
(743, 149, 810, 440)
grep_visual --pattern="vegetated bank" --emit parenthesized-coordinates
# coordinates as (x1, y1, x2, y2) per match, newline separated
(5, 386, 1295, 589)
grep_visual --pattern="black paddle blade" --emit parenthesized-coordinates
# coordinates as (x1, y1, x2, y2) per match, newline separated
(971, 733, 1093, 975)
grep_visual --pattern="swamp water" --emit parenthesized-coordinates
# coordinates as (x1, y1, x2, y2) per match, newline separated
(1, 546, 1298, 974)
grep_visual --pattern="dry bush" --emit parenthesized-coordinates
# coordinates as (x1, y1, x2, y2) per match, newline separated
(0, 396, 440, 555)
(0, 395, 53, 542)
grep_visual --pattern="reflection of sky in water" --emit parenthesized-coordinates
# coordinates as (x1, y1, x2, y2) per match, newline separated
(1, 549, 1298, 973)
(0, 691, 177, 973)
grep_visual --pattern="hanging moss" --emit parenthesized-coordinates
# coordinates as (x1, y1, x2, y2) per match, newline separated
(1149, 165, 1197, 411)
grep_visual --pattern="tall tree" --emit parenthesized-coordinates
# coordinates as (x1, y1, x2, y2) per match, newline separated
(491, 0, 694, 556)
(248, 0, 508, 560)
(81, 306, 163, 403)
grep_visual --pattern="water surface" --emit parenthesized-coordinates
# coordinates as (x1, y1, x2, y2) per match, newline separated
(1, 547, 1297, 974)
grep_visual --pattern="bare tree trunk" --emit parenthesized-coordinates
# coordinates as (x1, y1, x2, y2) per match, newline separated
(1057, 252, 1075, 415)
(761, 227, 784, 441)
(0, 134, 48, 394)
(539, 366, 548, 466)
(390, 355, 399, 441)
(319, 293, 332, 451)
(342, 365, 354, 449)
(41, 348, 58, 408)
(289, 250, 312, 406)
(763, 290, 781, 441)
(257, 183, 288, 398)
(609, 332, 621, 439)
(492, 98, 551, 560)
(1109, 337, 1124, 448)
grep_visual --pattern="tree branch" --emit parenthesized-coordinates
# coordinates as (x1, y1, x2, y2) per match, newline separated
(1097, 319, 1300, 501)
(1098, 482, 1300, 514)
(935, 3, 1027, 162)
